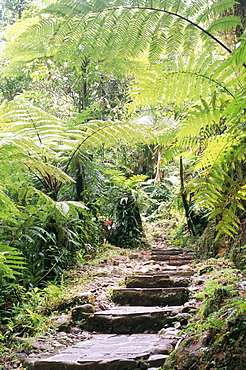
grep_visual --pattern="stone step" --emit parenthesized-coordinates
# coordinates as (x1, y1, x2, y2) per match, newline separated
(125, 274, 190, 288)
(152, 251, 195, 258)
(152, 247, 194, 253)
(111, 287, 189, 306)
(149, 270, 194, 277)
(84, 306, 190, 334)
(151, 247, 185, 254)
(151, 256, 194, 265)
(151, 253, 193, 259)
(26, 333, 177, 370)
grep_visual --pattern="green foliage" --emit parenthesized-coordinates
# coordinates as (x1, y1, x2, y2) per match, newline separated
(0, 244, 26, 283)
(102, 171, 148, 249)
(197, 265, 239, 318)
(0, 95, 159, 286)
(3, 0, 240, 74)
(164, 259, 245, 370)
(108, 189, 146, 249)
(1, 0, 246, 351)
(2, 0, 246, 243)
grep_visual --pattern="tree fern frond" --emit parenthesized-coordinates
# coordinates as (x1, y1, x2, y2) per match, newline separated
(197, 0, 238, 23)
(185, 0, 209, 19)
(207, 16, 241, 33)
(3, 0, 239, 78)
(223, 89, 246, 120)
(177, 109, 222, 142)
(166, 18, 186, 53)
(128, 52, 236, 111)
(0, 189, 20, 222)
(0, 244, 26, 280)
(194, 133, 243, 170)
(226, 34, 246, 68)
(188, 166, 246, 238)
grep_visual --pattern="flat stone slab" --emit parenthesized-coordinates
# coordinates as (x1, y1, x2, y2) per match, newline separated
(85, 306, 190, 333)
(149, 270, 194, 277)
(151, 256, 194, 265)
(125, 274, 190, 288)
(112, 287, 189, 306)
(151, 248, 194, 255)
(151, 247, 185, 254)
(151, 254, 193, 261)
(26, 334, 175, 370)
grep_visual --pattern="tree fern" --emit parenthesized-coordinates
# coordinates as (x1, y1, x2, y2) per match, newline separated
(127, 51, 237, 113)
(0, 244, 26, 282)
(2, 0, 241, 77)
(0, 96, 160, 205)
(1, 0, 245, 244)
(188, 167, 246, 238)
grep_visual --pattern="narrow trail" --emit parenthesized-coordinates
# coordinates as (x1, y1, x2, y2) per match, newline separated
(24, 246, 197, 370)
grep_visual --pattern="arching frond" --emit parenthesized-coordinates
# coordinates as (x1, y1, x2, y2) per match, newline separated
(188, 167, 246, 238)
(3, 0, 240, 77)
(128, 51, 237, 112)
(194, 132, 244, 170)
(177, 110, 223, 142)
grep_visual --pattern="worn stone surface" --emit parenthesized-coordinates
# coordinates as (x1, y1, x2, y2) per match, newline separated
(151, 247, 187, 255)
(24, 246, 196, 370)
(151, 254, 193, 261)
(112, 287, 189, 306)
(26, 334, 176, 370)
(125, 274, 190, 288)
(85, 306, 189, 334)
(152, 256, 194, 265)
(149, 269, 194, 277)
(148, 354, 169, 367)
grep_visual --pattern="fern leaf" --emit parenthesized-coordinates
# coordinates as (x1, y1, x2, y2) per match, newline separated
(0, 244, 26, 279)
(208, 16, 241, 32)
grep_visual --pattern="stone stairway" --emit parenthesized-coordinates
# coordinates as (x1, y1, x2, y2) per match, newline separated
(26, 247, 196, 370)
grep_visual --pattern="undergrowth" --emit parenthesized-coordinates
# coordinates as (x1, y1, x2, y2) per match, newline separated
(0, 243, 126, 370)
(163, 259, 246, 370)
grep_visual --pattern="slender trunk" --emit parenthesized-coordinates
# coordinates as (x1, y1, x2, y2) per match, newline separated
(78, 60, 89, 114)
(180, 156, 196, 235)
(154, 150, 162, 186)
(76, 165, 85, 201)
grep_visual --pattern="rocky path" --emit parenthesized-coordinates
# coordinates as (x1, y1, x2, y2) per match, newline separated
(25, 247, 197, 370)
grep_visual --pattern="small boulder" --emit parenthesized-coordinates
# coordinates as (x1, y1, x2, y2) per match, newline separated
(51, 314, 72, 332)
(72, 304, 95, 322)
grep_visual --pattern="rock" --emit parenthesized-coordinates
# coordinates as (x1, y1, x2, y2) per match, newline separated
(111, 287, 189, 306)
(25, 334, 175, 370)
(125, 274, 191, 288)
(55, 292, 95, 312)
(85, 306, 185, 334)
(158, 327, 181, 337)
(51, 314, 71, 332)
(72, 304, 95, 322)
(148, 354, 169, 367)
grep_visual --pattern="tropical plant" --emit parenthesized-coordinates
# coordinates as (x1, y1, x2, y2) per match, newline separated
(0, 244, 26, 283)
(0, 93, 160, 286)
(2, 0, 246, 242)
(101, 170, 149, 248)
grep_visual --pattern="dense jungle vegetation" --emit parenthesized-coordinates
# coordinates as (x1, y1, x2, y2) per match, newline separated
(0, 0, 246, 368)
